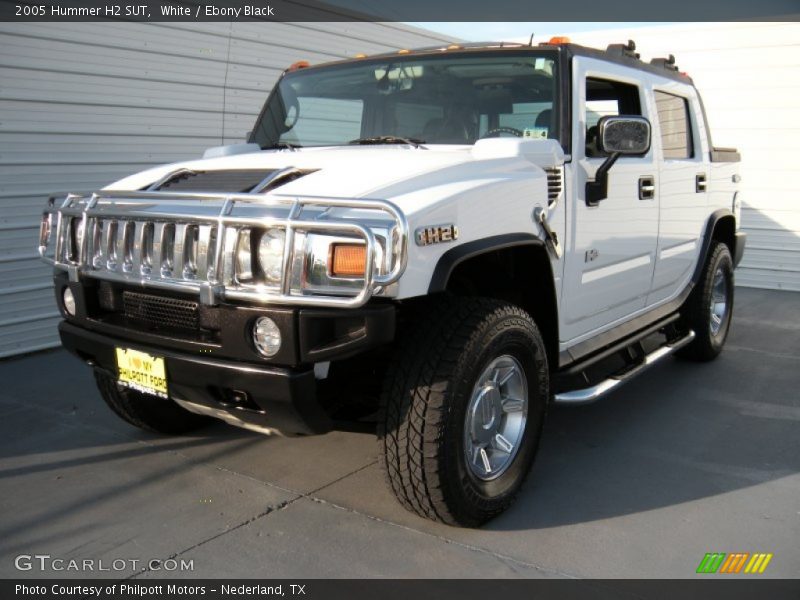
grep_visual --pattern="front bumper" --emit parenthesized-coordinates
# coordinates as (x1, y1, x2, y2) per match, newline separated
(55, 272, 397, 435)
(60, 321, 331, 435)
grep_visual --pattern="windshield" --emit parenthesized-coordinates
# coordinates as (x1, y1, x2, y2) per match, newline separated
(250, 52, 559, 148)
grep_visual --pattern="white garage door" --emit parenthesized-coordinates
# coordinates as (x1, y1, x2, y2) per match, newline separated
(0, 21, 452, 357)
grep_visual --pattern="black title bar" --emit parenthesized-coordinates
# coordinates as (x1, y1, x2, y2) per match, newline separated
(5, 579, 800, 600)
(1, 0, 799, 22)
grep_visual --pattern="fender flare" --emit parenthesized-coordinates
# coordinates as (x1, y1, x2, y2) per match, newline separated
(692, 209, 738, 285)
(427, 233, 546, 293)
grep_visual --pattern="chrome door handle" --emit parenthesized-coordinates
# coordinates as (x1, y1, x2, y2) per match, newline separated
(696, 173, 707, 193)
(639, 176, 655, 200)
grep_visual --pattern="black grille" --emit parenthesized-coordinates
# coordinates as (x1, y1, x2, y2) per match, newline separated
(122, 291, 199, 331)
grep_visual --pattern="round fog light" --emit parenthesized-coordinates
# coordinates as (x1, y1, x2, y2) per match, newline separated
(62, 287, 76, 316)
(253, 317, 281, 357)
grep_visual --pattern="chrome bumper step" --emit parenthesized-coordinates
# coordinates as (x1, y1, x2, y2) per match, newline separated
(554, 330, 696, 405)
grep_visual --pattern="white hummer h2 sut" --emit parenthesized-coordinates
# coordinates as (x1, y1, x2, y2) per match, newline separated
(39, 39, 745, 526)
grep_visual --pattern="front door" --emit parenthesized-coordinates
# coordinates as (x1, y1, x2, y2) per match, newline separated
(561, 58, 659, 345)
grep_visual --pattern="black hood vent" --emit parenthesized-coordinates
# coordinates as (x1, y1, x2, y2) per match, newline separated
(150, 168, 313, 193)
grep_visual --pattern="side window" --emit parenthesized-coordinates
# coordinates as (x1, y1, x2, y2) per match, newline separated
(654, 91, 694, 159)
(585, 78, 642, 157)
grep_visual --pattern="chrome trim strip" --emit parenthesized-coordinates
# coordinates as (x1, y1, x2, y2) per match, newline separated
(172, 223, 188, 280)
(581, 252, 651, 284)
(196, 224, 213, 280)
(659, 239, 697, 260)
(150, 222, 165, 277)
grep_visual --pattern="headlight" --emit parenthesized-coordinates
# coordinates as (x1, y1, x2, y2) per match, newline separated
(258, 228, 285, 284)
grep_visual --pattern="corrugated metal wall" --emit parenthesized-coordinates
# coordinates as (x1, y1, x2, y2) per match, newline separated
(562, 22, 800, 291)
(0, 21, 452, 358)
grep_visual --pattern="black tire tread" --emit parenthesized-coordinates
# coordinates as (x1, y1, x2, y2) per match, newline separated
(378, 295, 546, 526)
(678, 242, 734, 361)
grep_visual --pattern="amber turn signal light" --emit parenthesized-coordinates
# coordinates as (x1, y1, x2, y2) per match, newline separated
(330, 244, 367, 277)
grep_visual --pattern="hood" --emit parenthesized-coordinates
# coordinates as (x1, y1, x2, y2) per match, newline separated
(105, 139, 565, 209)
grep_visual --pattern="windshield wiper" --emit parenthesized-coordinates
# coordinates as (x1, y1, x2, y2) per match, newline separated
(348, 136, 427, 149)
(264, 141, 302, 151)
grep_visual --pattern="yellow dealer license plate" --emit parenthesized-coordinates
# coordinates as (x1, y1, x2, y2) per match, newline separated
(115, 348, 168, 398)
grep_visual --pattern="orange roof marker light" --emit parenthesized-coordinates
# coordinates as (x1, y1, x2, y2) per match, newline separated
(447, 44, 461, 50)
(354, 53, 367, 58)
(287, 60, 310, 72)
(547, 36, 571, 45)
(397, 49, 411, 55)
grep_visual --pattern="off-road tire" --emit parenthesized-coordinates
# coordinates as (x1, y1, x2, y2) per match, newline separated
(677, 242, 734, 361)
(378, 296, 548, 527)
(94, 369, 211, 434)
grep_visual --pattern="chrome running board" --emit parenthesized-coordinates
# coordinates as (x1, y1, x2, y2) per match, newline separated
(554, 330, 696, 405)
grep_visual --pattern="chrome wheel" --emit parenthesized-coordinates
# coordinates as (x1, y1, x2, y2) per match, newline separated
(464, 355, 528, 481)
(709, 266, 728, 336)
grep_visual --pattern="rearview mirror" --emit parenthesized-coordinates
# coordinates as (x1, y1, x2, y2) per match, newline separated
(597, 115, 651, 155)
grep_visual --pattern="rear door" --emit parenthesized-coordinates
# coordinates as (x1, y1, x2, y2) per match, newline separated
(647, 86, 711, 304)
(561, 58, 659, 345)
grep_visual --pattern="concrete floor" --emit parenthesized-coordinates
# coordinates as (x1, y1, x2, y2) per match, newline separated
(0, 287, 798, 579)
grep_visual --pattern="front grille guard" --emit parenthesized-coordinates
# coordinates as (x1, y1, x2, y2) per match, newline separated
(39, 187, 408, 309)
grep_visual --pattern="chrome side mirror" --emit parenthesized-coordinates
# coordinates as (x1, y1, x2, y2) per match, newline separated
(587, 115, 651, 206)
(597, 115, 651, 155)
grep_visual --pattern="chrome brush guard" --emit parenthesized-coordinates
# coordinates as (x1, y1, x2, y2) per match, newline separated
(39, 186, 408, 308)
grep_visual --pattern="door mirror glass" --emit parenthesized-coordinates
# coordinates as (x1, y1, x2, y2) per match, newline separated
(597, 115, 651, 155)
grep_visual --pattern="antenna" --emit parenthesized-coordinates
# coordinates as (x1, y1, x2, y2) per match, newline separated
(528, 33, 534, 46)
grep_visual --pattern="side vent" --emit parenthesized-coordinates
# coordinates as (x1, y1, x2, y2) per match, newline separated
(545, 167, 563, 205)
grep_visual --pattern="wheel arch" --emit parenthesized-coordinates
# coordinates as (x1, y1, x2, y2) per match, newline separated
(427, 234, 559, 368)
(693, 209, 737, 285)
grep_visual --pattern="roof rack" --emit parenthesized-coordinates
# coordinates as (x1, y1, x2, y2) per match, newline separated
(604, 40, 685, 76)
(650, 54, 680, 72)
(606, 40, 640, 60)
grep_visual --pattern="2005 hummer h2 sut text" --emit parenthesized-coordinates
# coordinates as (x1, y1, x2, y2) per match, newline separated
(39, 39, 745, 526)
